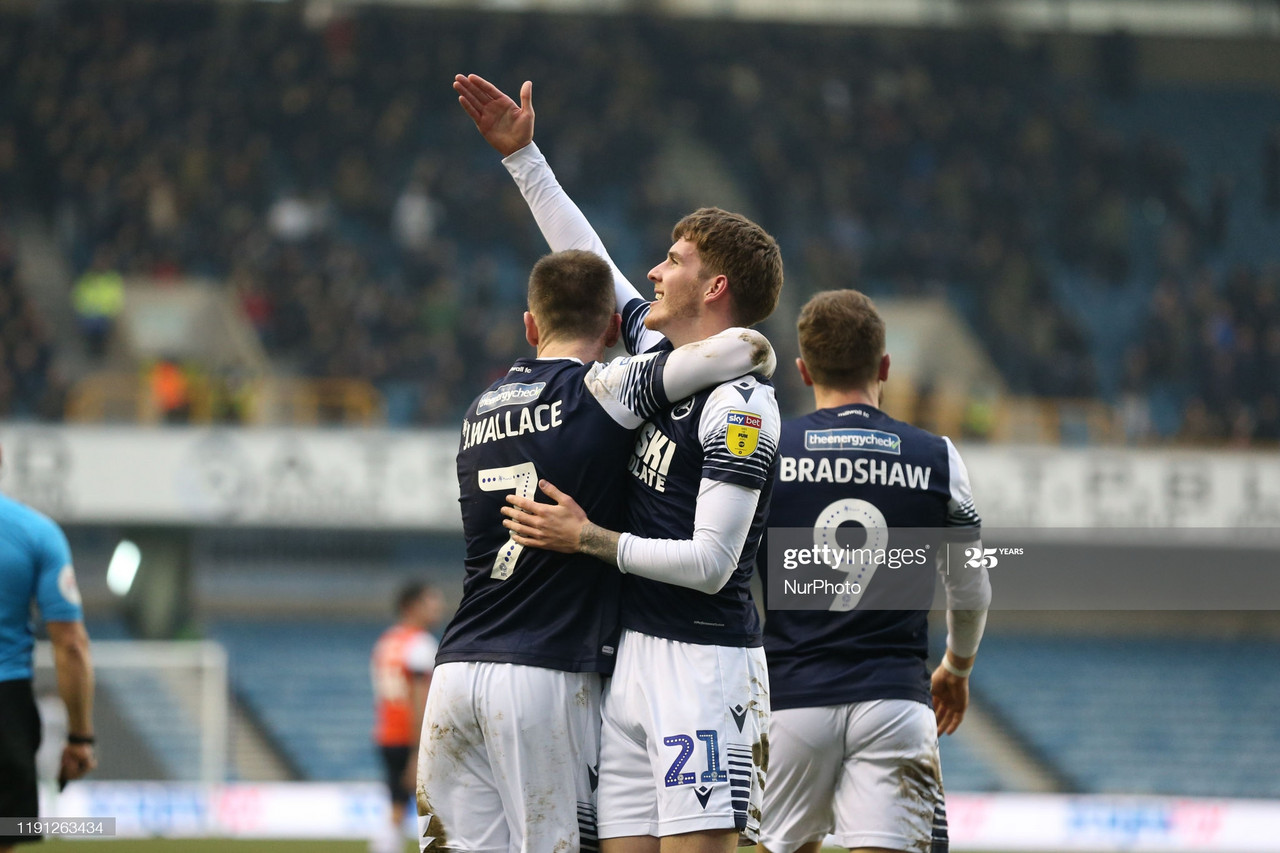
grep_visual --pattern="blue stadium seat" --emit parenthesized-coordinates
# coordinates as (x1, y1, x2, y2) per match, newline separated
(207, 619, 385, 781)
(938, 732, 1004, 793)
(96, 667, 204, 781)
(972, 634, 1280, 797)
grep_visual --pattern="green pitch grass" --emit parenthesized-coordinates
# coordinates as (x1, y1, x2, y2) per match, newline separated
(41, 843, 372, 853)
(42, 844, 1028, 853)
(40, 842, 851, 852)
(40, 844, 764, 852)
(46, 838, 1044, 853)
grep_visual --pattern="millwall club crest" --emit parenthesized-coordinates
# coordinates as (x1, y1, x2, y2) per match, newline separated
(726, 411, 761, 457)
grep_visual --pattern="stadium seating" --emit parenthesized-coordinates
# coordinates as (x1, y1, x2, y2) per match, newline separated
(203, 616, 1016, 793)
(96, 666, 204, 781)
(971, 633, 1280, 797)
(937, 732, 1005, 793)
(80, 621, 1280, 800)
(1, 1, 1275, 438)
(206, 619, 384, 782)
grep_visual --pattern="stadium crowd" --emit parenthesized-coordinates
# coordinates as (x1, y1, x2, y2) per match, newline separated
(0, 1, 1276, 439)
(0, 219, 64, 420)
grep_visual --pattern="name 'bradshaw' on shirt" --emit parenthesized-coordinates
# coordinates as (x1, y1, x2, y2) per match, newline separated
(778, 455, 932, 489)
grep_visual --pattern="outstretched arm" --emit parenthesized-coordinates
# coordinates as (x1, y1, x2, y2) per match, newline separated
(454, 73, 661, 352)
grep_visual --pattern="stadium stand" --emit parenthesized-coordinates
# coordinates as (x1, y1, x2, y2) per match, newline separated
(206, 619, 384, 782)
(199, 616, 1002, 794)
(97, 666, 204, 781)
(0, 1, 1276, 437)
(969, 633, 1280, 798)
(0, 219, 64, 419)
(937, 731, 1006, 794)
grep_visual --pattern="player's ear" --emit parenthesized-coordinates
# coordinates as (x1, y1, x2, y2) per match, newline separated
(524, 311, 539, 348)
(703, 274, 729, 305)
(879, 353, 890, 383)
(603, 313, 621, 349)
(796, 357, 815, 387)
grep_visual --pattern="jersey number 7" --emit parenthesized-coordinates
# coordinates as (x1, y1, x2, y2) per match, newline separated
(479, 462, 539, 581)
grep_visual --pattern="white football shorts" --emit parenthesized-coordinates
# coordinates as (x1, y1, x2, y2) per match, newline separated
(597, 628, 769, 841)
(758, 699, 948, 853)
(416, 661, 602, 853)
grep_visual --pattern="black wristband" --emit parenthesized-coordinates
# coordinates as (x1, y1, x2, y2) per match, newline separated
(67, 733, 95, 745)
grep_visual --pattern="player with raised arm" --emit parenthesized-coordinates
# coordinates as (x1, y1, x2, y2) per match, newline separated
(456, 74, 784, 853)
(418, 249, 775, 853)
(756, 290, 992, 853)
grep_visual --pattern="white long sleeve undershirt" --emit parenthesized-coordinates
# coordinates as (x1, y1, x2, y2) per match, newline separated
(939, 538, 992, 658)
(616, 479, 760, 595)
(503, 142, 666, 352)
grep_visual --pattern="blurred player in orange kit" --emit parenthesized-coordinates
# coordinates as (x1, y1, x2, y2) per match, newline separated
(371, 582, 443, 853)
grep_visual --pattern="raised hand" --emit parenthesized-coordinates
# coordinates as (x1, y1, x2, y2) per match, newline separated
(453, 74, 534, 157)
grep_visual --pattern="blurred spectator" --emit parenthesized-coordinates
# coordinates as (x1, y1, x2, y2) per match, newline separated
(0, 222, 60, 420)
(1117, 347, 1154, 445)
(71, 249, 125, 358)
(391, 170, 443, 257)
(147, 357, 191, 423)
(0, 1, 1274, 439)
(1206, 176, 1232, 251)
(268, 191, 330, 243)
(1256, 393, 1280, 442)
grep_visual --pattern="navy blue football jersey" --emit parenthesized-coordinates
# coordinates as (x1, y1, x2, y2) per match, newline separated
(761, 403, 981, 710)
(438, 353, 674, 673)
(619, 299, 781, 647)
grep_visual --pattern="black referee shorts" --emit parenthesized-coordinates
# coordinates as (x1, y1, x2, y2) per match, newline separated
(0, 678, 42, 845)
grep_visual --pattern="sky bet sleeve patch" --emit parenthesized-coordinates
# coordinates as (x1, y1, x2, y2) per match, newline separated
(726, 411, 762, 457)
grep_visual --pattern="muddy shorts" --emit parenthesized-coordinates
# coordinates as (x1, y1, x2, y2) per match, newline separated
(416, 662, 602, 853)
(759, 699, 947, 853)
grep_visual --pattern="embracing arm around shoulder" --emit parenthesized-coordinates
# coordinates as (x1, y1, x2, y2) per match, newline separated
(584, 327, 776, 429)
